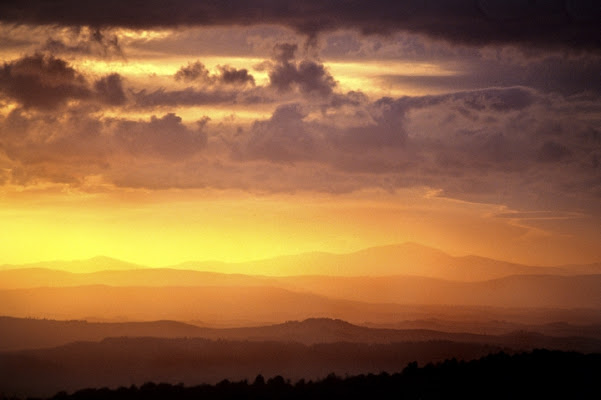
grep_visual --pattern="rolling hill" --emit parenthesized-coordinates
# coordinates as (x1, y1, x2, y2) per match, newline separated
(2, 319, 601, 397)
(1, 275, 601, 323)
(3, 316, 601, 353)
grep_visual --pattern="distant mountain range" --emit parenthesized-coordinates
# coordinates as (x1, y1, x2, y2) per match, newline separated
(2, 242, 601, 327)
(3, 243, 601, 279)
(2, 243, 600, 398)
(0, 255, 143, 273)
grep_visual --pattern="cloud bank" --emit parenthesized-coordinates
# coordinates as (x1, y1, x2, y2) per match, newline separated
(1, 1, 600, 51)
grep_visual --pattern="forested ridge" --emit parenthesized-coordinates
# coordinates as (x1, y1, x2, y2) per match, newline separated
(5, 350, 599, 400)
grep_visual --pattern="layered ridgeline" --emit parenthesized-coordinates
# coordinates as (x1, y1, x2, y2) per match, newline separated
(3, 316, 601, 353)
(1, 243, 600, 325)
(2, 317, 601, 397)
(2, 243, 601, 397)
(3, 243, 601, 279)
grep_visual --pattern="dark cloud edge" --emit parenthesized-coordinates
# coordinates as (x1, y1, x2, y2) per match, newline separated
(1, 1, 601, 51)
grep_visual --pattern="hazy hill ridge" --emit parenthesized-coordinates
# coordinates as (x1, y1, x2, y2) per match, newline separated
(1, 275, 600, 321)
(2, 243, 600, 336)
(3, 243, 600, 279)
(0, 256, 142, 273)
(170, 242, 601, 278)
(2, 316, 601, 353)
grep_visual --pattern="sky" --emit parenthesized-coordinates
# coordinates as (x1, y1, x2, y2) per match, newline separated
(0, 1, 600, 268)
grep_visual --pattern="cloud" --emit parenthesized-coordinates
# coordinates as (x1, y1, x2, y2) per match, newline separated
(234, 87, 542, 166)
(0, 109, 110, 185)
(0, 54, 129, 109)
(537, 141, 572, 163)
(221, 85, 601, 212)
(135, 61, 258, 108)
(134, 48, 339, 109)
(0, 55, 259, 111)
(268, 43, 336, 96)
(94, 73, 126, 105)
(1, 64, 599, 216)
(218, 65, 255, 86)
(0, 109, 208, 186)
(110, 113, 208, 160)
(0, 53, 91, 109)
(327, 97, 409, 152)
(1, 1, 600, 51)
(174, 61, 254, 86)
(174, 61, 211, 83)
(238, 103, 316, 163)
(443, 86, 537, 114)
(379, 53, 601, 97)
(40, 27, 123, 57)
(132, 88, 239, 108)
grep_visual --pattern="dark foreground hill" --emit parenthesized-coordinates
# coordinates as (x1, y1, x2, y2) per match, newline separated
(2, 331, 601, 398)
(0, 337, 502, 397)
(8, 350, 601, 400)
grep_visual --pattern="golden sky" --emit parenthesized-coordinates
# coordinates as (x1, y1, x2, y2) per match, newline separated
(1, 3, 601, 269)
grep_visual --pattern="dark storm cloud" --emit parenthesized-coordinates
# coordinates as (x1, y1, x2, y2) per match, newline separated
(0, 54, 91, 110)
(2, 1, 599, 51)
(174, 61, 211, 83)
(174, 61, 255, 86)
(0, 54, 128, 109)
(268, 44, 336, 96)
(218, 65, 255, 86)
(94, 73, 126, 105)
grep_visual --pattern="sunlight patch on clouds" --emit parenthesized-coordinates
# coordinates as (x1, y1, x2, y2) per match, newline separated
(114, 28, 173, 41)
(75, 56, 270, 85)
(326, 60, 458, 96)
(96, 105, 273, 125)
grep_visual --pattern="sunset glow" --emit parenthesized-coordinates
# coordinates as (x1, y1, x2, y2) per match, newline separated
(2, 3, 601, 397)
(1, 7, 600, 270)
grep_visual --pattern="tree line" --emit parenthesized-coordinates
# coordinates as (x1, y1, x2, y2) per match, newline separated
(5, 349, 600, 400)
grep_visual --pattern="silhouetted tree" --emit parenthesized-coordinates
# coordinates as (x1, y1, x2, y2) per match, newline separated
(39, 350, 601, 400)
